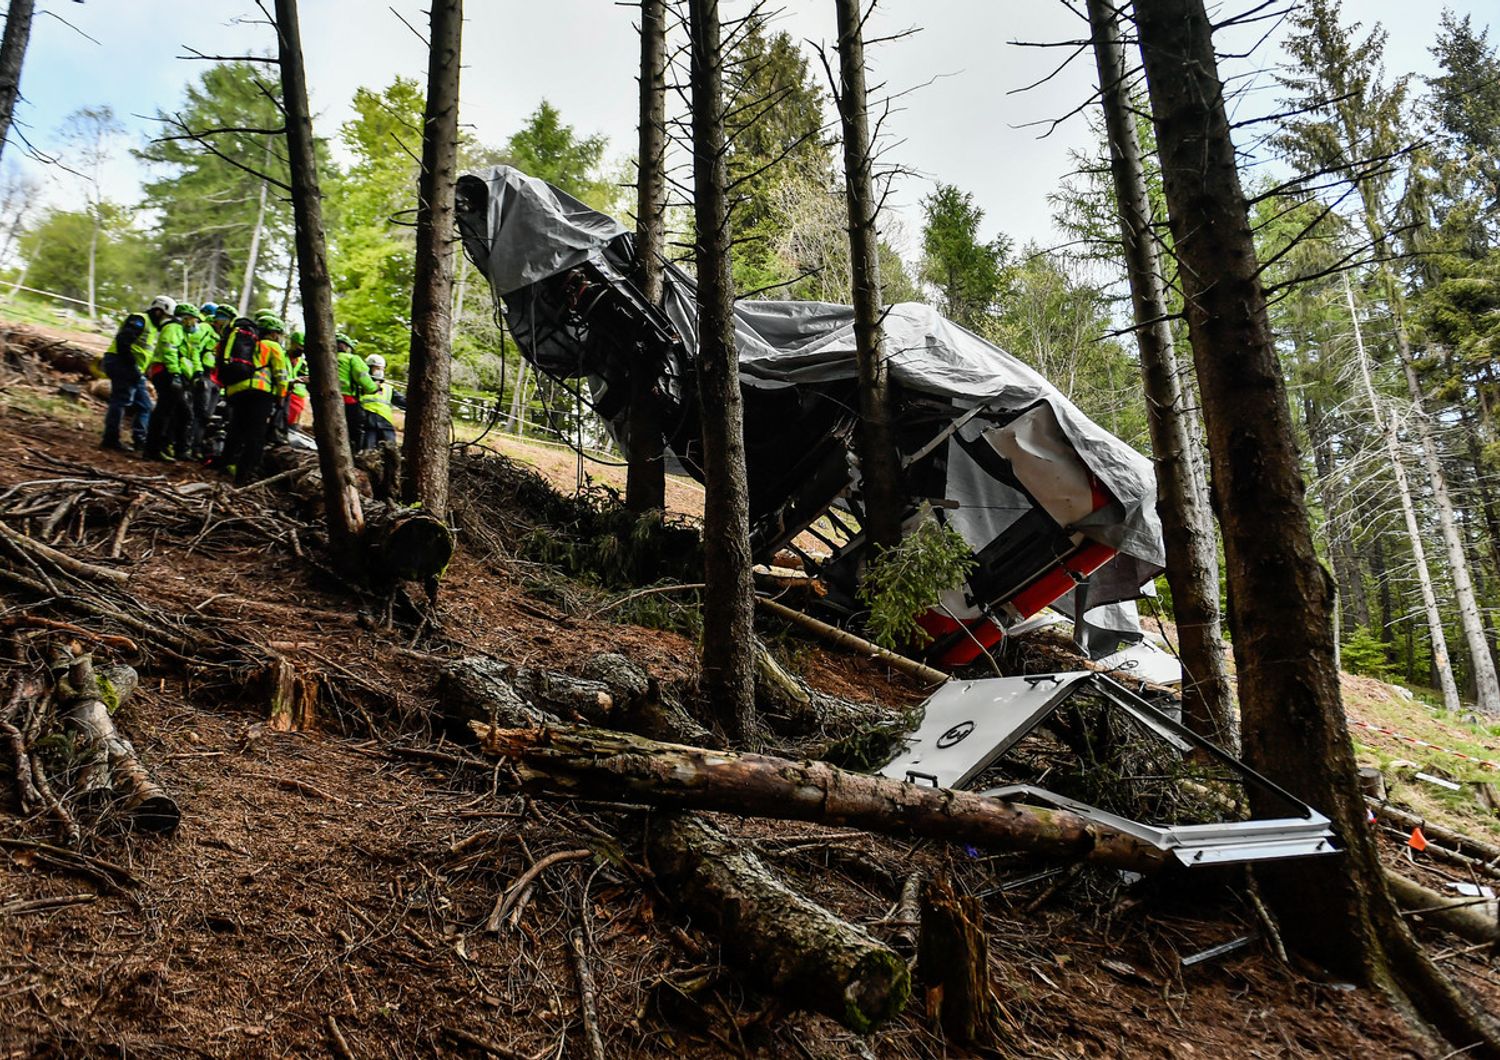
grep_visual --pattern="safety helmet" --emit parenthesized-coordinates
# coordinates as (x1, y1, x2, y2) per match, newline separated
(364, 353, 386, 370)
(256, 313, 285, 334)
(213, 305, 235, 321)
(174, 302, 201, 319)
(149, 294, 174, 315)
(199, 302, 218, 317)
(289, 330, 305, 348)
(335, 332, 357, 350)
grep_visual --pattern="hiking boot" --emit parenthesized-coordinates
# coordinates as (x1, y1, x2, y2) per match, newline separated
(100, 438, 127, 452)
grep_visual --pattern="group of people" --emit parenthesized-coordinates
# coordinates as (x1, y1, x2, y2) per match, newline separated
(99, 296, 404, 486)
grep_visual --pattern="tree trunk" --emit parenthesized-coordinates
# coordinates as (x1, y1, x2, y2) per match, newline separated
(1086, 0, 1232, 743)
(1345, 277, 1461, 712)
(626, 0, 668, 514)
(473, 722, 1172, 872)
(508, 360, 529, 433)
(273, 0, 366, 558)
(402, 0, 462, 519)
(833, 0, 904, 553)
(1401, 352, 1500, 714)
(1136, 1, 1500, 1050)
(1370, 531, 1395, 646)
(85, 212, 98, 321)
(279, 249, 296, 321)
(237, 143, 270, 318)
(647, 814, 908, 1032)
(0, 0, 33, 167)
(1385, 872, 1500, 949)
(687, 0, 757, 743)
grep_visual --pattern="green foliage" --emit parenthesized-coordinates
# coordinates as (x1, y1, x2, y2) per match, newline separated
(725, 24, 835, 296)
(326, 77, 426, 371)
(1426, 12, 1500, 249)
(857, 509, 975, 649)
(919, 183, 1009, 329)
(1341, 625, 1391, 678)
(505, 100, 613, 212)
(985, 249, 1147, 450)
(17, 206, 155, 311)
(136, 63, 292, 308)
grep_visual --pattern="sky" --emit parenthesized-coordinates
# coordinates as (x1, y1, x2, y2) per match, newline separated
(6, 0, 1495, 269)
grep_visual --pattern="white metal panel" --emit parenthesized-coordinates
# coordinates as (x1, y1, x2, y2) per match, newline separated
(880, 673, 1094, 790)
(1095, 638, 1184, 686)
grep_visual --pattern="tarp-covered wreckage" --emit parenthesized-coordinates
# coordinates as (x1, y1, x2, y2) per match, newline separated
(455, 165, 1165, 665)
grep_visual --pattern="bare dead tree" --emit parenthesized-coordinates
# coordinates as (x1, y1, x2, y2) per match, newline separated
(1345, 275, 1461, 712)
(627, 0, 669, 514)
(272, 0, 366, 558)
(0, 0, 33, 167)
(831, 0, 904, 553)
(687, 0, 757, 743)
(403, 0, 463, 519)
(1085, 0, 1231, 743)
(1134, 0, 1500, 1050)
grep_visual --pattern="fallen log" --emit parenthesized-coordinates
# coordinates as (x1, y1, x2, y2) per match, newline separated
(474, 723, 1171, 872)
(54, 650, 179, 834)
(647, 813, 910, 1033)
(362, 501, 453, 583)
(1386, 870, 1499, 949)
(1369, 798, 1500, 868)
(757, 597, 949, 686)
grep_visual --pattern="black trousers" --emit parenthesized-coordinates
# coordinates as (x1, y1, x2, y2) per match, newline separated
(345, 401, 366, 453)
(188, 377, 219, 458)
(222, 390, 276, 486)
(363, 418, 396, 450)
(144, 371, 188, 458)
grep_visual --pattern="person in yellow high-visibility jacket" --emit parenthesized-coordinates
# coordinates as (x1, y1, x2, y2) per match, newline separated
(218, 312, 289, 486)
(359, 353, 406, 449)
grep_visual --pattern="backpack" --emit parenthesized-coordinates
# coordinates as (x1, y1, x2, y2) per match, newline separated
(217, 318, 262, 387)
(111, 313, 146, 357)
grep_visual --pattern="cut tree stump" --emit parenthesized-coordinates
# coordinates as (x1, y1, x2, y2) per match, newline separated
(919, 875, 997, 1048)
(473, 723, 1171, 872)
(264, 656, 318, 732)
(647, 813, 910, 1032)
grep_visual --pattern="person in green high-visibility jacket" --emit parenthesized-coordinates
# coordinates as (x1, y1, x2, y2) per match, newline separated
(336, 332, 376, 452)
(359, 353, 406, 449)
(187, 304, 234, 459)
(100, 294, 172, 451)
(142, 301, 202, 461)
(282, 329, 309, 433)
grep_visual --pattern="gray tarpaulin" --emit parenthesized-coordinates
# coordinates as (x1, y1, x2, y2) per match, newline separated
(459, 165, 1165, 591)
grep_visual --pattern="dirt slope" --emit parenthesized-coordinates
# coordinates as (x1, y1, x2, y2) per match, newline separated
(0, 320, 1485, 1059)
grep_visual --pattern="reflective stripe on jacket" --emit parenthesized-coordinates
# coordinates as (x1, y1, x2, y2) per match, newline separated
(288, 352, 309, 398)
(360, 381, 397, 425)
(106, 313, 158, 373)
(225, 339, 290, 398)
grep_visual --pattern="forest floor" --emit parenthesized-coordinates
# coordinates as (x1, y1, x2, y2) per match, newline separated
(0, 318, 1496, 1059)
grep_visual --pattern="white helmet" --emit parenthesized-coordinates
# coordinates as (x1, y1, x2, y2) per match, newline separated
(365, 353, 386, 371)
(149, 294, 174, 315)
